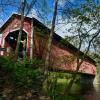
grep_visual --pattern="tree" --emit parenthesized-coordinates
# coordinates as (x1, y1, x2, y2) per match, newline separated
(0, 0, 19, 26)
(14, 0, 25, 60)
(61, 0, 100, 97)
(15, 0, 36, 60)
(44, 0, 59, 78)
(1, 0, 100, 99)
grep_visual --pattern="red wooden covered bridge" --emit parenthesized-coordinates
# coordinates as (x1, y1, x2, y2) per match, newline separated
(0, 14, 96, 78)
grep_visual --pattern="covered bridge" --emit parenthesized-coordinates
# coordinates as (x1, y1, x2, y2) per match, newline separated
(0, 14, 96, 77)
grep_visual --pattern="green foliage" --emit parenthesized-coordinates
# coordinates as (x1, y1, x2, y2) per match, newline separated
(0, 56, 14, 72)
(62, 0, 100, 55)
(53, 95, 84, 100)
(12, 64, 43, 88)
(46, 72, 84, 100)
(0, 56, 44, 89)
(47, 72, 71, 98)
(70, 0, 100, 23)
(0, 56, 85, 99)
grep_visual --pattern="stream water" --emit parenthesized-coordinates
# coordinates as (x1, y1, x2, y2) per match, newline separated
(69, 74, 100, 100)
(81, 74, 100, 100)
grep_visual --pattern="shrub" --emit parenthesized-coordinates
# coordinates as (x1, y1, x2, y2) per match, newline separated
(0, 56, 44, 89)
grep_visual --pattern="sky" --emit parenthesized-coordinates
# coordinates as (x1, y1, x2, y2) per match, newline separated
(0, 0, 100, 37)
(0, 0, 88, 26)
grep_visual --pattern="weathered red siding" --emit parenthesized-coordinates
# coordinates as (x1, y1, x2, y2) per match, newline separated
(51, 45, 96, 75)
(0, 14, 96, 75)
(0, 16, 31, 56)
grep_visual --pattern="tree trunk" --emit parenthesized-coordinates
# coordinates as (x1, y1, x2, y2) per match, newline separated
(30, 18, 34, 62)
(44, 0, 59, 77)
(15, 0, 25, 61)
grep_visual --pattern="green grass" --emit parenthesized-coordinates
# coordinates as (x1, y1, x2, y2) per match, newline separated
(47, 72, 84, 100)
(54, 95, 84, 100)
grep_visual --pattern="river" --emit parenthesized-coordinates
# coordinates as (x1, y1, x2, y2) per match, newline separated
(81, 74, 100, 100)
(69, 73, 100, 100)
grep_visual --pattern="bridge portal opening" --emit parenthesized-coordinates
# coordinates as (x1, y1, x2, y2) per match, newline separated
(5, 30, 27, 58)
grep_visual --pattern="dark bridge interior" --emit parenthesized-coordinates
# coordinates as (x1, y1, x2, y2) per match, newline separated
(5, 30, 27, 50)
(5, 30, 27, 58)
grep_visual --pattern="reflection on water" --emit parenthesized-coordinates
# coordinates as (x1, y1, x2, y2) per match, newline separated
(76, 75, 100, 100)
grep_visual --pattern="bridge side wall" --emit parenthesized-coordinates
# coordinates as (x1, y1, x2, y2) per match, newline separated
(32, 33, 96, 75)
(51, 44, 96, 75)
(0, 16, 96, 76)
